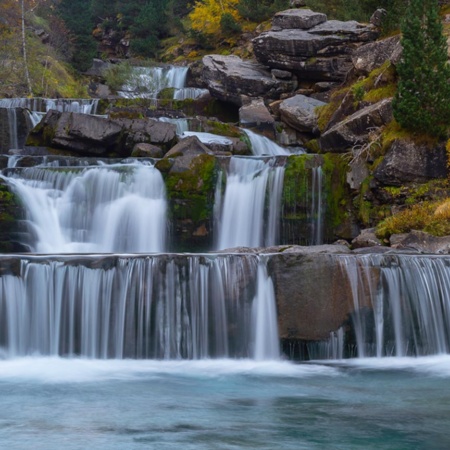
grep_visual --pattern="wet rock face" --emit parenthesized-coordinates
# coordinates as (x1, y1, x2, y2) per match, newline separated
(0, 108, 33, 154)
(200, 55, 297, 106)
(252, 9, 378, 81)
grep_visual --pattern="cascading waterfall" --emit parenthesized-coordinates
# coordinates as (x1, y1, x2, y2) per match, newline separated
(337, 254, 450, 357)
(0, 98, 99, 114)
(3, 161, 167, 253)
(243, 129, 290, 156)
(7, 108, 18, 150)
(0, 253, 280, 359)
(215, 157, 285, 249)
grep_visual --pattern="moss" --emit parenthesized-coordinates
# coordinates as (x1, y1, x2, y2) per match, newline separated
(304, 139, 321, 153)
(165, 154, 217, 222)
(316, 87, 349, 132)
(205, 120, 242, 138)
(376, 198, 450, 239)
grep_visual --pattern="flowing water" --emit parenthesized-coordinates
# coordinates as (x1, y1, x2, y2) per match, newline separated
(215, 157, 285, 249)
(3, 161, 167, 253)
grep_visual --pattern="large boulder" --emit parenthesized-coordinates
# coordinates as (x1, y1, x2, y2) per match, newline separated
(390, 231, 450, 254)
(239, 98, 276, 138)
(374, 139, 448, 186)
(27, 110, 177, 156)
(253, 9, 379, 81)
(352, 35, 402, 75)
(319, 98, 393, 152)
(201, 54, 297, 106)
(279, 94, 326, 133)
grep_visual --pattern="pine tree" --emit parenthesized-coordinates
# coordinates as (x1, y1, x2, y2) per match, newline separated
(393, 0, 450, 138)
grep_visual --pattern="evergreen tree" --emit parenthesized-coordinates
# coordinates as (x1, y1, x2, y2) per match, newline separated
(393, 0, 450, 137)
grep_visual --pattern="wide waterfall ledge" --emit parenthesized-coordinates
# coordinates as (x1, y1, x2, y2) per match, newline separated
(1, 250, 450, 361)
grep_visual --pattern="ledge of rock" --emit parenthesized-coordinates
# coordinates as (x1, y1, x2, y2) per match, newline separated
(201, 54, 297, 106)
(319, 98, 393, 152)
(279, 94, 326, 133)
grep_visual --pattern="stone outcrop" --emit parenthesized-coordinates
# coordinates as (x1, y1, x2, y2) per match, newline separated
(279, 94, 326, 133)
(27, 110, 178, 156)
(319, 98, 393, 152)
(374, 139, 448, 186)
(253, 9, 379, 81)
(200, 54, 297, 106)
(239, 98, 276, 138)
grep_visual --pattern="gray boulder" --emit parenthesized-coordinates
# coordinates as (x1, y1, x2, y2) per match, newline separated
(131, 143, 164, 158)
(201, 54, 297, 106)
(272, 9, 327, 30)
(351, 228, 382, 249)
(279, 94, 326, 133)
(164, 135, 212, 173)
(352, 35, 402, 75)
(320, 98, 393, 152)
(390, 231, 450, 254)
(374, 139, 448, 186)
(239, 98, 275, 138)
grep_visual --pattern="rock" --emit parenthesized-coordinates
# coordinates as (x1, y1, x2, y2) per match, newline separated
(239, 98, 275, 138)
(289, 0, 306, 7)
(26, 110, 177, 156)
(352, 35, 402, 75)
(351, 228, 382, 249)
(201, 55, 297, 106)
(253, 11, 378, 81)
(370, 8, 387, 28)
(85, 58, 112, 78)
(390, 230, 450, 254)
(319, 98, 393, 152)
(131, 143, 163, 158)
(279, 94, 326, 133)
(346, 157, 369, 190)
(165, 135, 212, 173)
(272, 9, 327, 30)
(271, 69, 293, 80)
(373, 139, 448, 186)
(268, 251, 368, 341)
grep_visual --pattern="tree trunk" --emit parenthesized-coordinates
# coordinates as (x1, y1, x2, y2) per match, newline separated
(21, 0, 32, 96)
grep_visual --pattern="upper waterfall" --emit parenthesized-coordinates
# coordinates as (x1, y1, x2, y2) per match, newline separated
(3, 161, 167, 253)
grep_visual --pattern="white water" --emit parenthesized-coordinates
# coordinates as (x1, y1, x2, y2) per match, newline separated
(158, 116, 189, 134)
(216, 157, 285, 249)
(119, 66, 190, 99)
(4, 162, 167, 253)
(0, 98, 99, 114)
(6, 108, 18, 150)
(338, 254, 450, 357)
(182, 131, 233, 146)
(244, 129, 290, 156)
(252, 261, 280, 360)
(0, 254, 282, 359)
(310, 166, 324, 245)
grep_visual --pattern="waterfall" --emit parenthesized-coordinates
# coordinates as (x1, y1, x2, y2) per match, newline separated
(310, 166, 324, 245)
(252, 260, 280, 360)
(243, 129, 290, 156)
(0, 253, 282, 359)
(0, 98, 99, 114)
(338, 254, 450, 357)
(215, 157, 285, 250)
(119, 66, 191, 99)
(3, 162, 167, 253)
(7, 108, 18, 150)
(159, 117, 190, 135)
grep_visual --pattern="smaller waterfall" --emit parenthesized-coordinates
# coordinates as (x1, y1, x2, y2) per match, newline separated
(252, 260, 280, 360)
(119, 66, 192, 100)
(307, 328, 345, 360)
(7, 109, 18, 150)
(310, 167, 324, 245)
(338, 254, 450, 358)
(159, 117, 189, 135)
(243, 129, 290, 156)
(3, 162, 167, 253)
(216, 157, 285, 250)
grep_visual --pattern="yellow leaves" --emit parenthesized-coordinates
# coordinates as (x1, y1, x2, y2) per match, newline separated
(189, 0, 240, 36)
